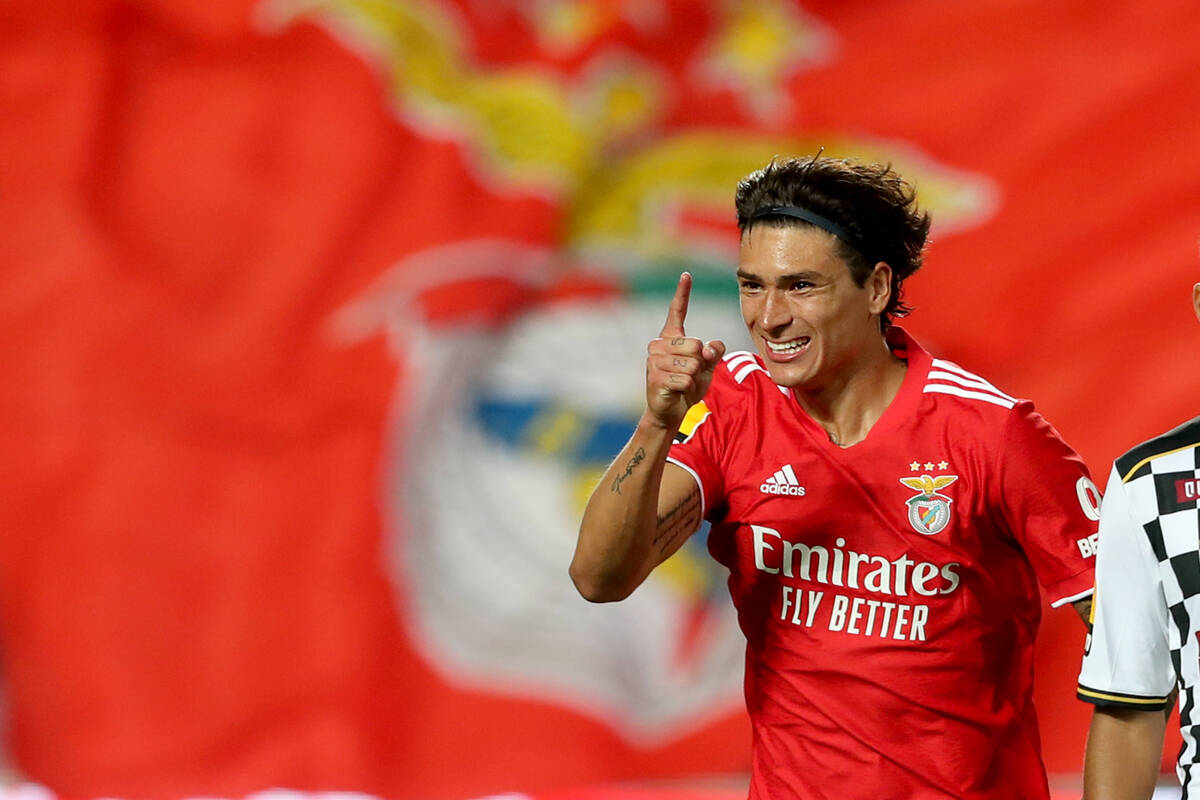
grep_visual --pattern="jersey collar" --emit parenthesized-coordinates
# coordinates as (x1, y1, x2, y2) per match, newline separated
(779, 325, 933, 450)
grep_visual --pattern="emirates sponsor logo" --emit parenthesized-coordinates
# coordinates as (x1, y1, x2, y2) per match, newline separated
(752, 525, 961, 597)
(752, 525, 964, 642)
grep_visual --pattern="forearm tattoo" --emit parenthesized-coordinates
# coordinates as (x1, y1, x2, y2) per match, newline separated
(653, 487, 701, 555)
(610, 448, 646, 495)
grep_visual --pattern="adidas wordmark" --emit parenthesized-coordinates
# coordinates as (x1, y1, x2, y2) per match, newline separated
(760, 465, 806, 496)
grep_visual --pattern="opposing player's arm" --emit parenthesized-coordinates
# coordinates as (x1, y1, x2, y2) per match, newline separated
(1082, 707, 1166, 800)
(1073, 596, 1092, 626)
(570, 273, 724, 603)
(1079, 467, 1176, 798)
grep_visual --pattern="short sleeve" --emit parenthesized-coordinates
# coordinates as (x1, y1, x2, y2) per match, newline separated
(666, 399, 726, 522)
(998, 401, 1099, 607)
(1077, 464, 1174, 709)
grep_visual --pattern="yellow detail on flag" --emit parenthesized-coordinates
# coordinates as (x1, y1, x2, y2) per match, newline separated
(655, 546, 710, 596)
(572, 465, 608, 514)
(270, 0, 590, 189)
(270, 2, 995, 259)
(703, 0, 826, 117)
(536, 1, 616, 53)
(528, 407, 585, 456)
(678, 401, 711, 439)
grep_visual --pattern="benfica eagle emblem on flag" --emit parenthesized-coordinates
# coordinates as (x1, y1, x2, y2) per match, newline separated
(899, 475, 959, 535)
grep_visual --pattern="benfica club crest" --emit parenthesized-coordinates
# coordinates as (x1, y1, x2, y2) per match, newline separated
(336, 240, 754, 741)
(899, 475, 959, 535)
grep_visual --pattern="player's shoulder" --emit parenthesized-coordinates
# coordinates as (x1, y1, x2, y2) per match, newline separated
(708, 350, 788, 399)
(689, 349, 787, 421)
(1114, 415, 1200, 484)
(675, 351, 774, 442)
(717, 350, 771, 388)
(921, 356, 1024, 418)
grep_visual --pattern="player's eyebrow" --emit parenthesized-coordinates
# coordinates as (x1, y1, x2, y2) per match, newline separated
(736, 269, 824, 285)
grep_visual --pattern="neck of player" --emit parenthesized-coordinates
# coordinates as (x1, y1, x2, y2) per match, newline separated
(792, 336, 907, 448)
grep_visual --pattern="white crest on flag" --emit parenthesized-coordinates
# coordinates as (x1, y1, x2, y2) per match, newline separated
(338, 240, 750, 742)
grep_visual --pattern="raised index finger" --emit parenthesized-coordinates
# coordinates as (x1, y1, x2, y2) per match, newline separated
(660, 272, 692, 338)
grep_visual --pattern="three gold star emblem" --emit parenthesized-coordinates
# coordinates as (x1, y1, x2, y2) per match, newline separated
(909, 459, 951, 472)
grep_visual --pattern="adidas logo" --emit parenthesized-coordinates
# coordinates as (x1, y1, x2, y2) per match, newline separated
(760, 465, 806, 496)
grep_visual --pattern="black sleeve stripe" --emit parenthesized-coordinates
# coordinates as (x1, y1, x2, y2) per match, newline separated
(1077, 683, 1172, 710)
(1116, 415, 1200, 483)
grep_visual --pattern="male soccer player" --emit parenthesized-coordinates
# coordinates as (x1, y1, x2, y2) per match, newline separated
(571, 156, 1099, 799)
(1077, 281, 1200, 799)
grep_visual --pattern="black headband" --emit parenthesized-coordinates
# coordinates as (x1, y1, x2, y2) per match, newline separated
(749, 205, 868, 261)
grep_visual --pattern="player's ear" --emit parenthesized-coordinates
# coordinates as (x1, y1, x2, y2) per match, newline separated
(1192, 282, 1200, 324)
(867, 262, 892, 316)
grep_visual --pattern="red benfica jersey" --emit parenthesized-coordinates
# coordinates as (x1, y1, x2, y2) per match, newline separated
(666, 329, 1097, 800)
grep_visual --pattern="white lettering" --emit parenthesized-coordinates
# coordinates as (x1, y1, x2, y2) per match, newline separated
(879, 602, 896, 633)
(831, 538, 846, 587)
(782, 540, 830, 582)
(1076, 476, 1102, 521)
(892, 553, 914, 596)
(779, 587, 825, 627)
(910, 605, 928, 641)
(911, 561, 939, 596)
(806, 596, 931, 640)
(863, 599, 881, 636)
(805, 590, 823, 626)
(759, 483, 807, 496)
(847, 597, 865, 634)
(940, 563, 961, 594)
(1077, 533, 1099, 559)
(846, 551, 869, 589)
(751, 531, 965, 602)
(791, 590, 808, 625)
(753, 525, 781, 574)
(829, 594, 849, 631)
(864, 556, 891, 593)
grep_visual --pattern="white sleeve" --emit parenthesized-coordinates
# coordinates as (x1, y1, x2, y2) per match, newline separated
(1077, 464, 1175, 709)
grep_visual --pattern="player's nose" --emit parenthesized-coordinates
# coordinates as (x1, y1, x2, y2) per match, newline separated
(759, 288, 792, 331)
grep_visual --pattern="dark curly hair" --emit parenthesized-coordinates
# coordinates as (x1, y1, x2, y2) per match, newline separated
(735, 155, 931, 329)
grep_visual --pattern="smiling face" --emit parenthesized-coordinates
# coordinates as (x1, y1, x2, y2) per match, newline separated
(738, 224, 892, 391)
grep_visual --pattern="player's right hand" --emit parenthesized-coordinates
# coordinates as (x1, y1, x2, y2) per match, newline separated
(645, 272, 726, 430)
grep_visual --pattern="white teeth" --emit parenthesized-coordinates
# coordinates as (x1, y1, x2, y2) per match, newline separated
(766, 337, 809, 353)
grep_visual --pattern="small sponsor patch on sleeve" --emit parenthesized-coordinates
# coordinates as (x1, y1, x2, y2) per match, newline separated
(1155, 471, 1200, 513)
(674, 401, 711, 443)
(1076, 532, 1100, 558)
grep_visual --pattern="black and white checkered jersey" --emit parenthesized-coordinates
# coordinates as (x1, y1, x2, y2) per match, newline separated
(1078, 415, 1200, 793)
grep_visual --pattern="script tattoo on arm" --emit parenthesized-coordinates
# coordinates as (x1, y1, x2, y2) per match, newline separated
(610, 448, 646, 495)
(652, 487, 702, 556)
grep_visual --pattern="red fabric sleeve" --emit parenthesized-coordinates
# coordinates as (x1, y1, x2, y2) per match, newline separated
(998, 401, 1099, 606)
(665, 368, 731, 521)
